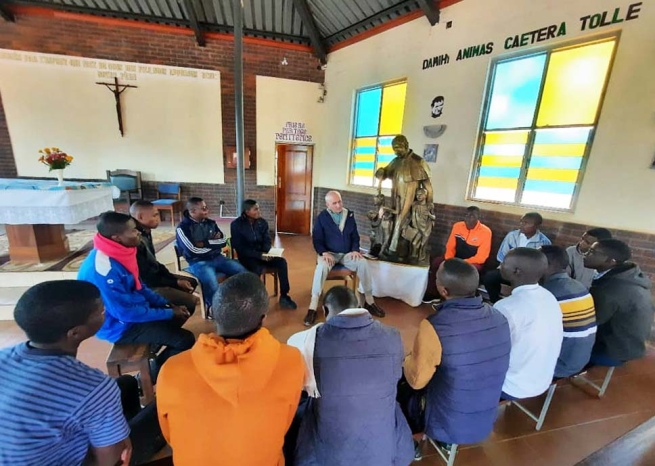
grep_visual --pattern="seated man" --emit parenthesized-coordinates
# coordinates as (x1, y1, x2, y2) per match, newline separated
(304, 190, 384, 326)
(541, 245, 597, 378)
(405, 259, 511, 449)
(289, 286, 413, 466)
(493, 248, 563, 400)
(584, 239, 654, 365)
(482, 212, 551, 303)
(130, 200, 199, 314)
(230, 199, 297, 309)
(0, 280, 131, 466)
(566, 227, 612, 289)
(78, 211, 194, 379)
(157, 273, 304, 466)
(423, 206, 492, 302)
(176, 197, 246, 308)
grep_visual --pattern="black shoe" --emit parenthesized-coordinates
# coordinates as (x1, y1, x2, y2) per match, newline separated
(303, 309, 317, 327)
(413, 440, 423, 461)
(364, 302, 385, 318)
(279, 295, 298, 310)
(437, 441, 453, 455)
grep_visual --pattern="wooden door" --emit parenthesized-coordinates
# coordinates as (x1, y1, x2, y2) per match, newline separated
(277, 144, 313, 235)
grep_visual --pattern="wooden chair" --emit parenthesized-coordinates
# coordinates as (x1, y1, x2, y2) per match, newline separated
(106, 343, 155, 405)
(326, 264, 358, 293)
(152, 183, 183, 227)
(107, 169, 143, 206)
(230, 244, 279, 297)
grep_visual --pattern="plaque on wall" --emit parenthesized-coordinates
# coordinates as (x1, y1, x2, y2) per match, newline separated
(224, 146, 252, 169)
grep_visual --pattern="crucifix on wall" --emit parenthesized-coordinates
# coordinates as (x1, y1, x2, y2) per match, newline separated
(95, 77, 138, 137)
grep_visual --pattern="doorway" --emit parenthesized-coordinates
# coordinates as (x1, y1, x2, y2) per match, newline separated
(276, 144, 314, 235)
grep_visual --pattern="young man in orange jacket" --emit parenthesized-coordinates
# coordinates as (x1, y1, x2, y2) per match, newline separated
(423, 206, 492, 303)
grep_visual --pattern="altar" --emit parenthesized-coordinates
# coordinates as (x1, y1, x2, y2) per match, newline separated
(366, 257, 429, 307)
(0, 178, 116, 263)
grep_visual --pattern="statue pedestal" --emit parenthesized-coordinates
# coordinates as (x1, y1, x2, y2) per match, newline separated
(366, 257, 429, 307)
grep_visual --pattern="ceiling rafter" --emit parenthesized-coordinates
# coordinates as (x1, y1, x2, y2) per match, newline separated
(0, 0, 15, 21)
(291, 0, 327, 64)
(179, 0, 205, 46)
(417, 0, 440, 26)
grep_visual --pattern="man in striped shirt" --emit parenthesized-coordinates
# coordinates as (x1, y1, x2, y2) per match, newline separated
(0, 280, 131, 466)
(541, 245, 597, 378)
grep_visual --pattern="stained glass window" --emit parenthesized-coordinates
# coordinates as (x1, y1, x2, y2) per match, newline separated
(471, 38, 616, 210)
(350, 81, 407, 187)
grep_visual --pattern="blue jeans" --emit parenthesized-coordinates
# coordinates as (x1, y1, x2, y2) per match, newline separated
(188, 256, 247, 307)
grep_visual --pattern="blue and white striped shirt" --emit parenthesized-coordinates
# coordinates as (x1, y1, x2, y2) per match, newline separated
(0, 343, 130, 466)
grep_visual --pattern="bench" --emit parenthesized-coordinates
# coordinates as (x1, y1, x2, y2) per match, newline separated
(106, 343, 155, 405)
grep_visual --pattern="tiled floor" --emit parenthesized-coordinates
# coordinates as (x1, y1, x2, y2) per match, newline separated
(1, 234, 654, 466)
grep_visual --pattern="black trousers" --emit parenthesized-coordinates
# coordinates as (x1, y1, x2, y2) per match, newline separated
(116, 319, 195, 381)
(241, 256, 291, 296)
(482, 269, 509, 303)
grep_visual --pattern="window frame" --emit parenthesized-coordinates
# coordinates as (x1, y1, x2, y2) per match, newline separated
(467, 32, 621, 212)
(348, 78, 408, 189)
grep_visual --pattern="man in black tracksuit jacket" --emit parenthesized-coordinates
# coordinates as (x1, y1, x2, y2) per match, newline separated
(230, 199, 297, 309)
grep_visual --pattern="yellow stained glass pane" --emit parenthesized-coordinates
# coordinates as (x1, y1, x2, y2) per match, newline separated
(484, 131, 529, 145)
(531, 143, 586, 157)
(356, 137, 377, 148)
(481, 155, 523, 167)
(379, 83, 407, 135)
(526, 168, 579, 182)
(477, 177, 519, 189)
(537, 40, 615, 126)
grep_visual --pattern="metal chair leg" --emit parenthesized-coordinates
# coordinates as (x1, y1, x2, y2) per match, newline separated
(428, 438, 459, 466)
(573, 366, 616, 398)
(512, 382, 557, 431)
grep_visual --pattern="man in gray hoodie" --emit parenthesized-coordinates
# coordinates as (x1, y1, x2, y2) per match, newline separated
(584, 239, 654, 364)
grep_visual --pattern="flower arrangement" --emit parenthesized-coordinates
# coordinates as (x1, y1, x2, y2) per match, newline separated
(38, 147, 73, 171)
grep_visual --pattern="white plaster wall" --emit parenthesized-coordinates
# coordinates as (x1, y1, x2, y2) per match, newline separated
(315, 0, 655, 232)
(0, 50, 224, 184)
(255, 76, 324, 186)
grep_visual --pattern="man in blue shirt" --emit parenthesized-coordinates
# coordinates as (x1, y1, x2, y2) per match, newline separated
(0, 280, 131, 466)
(482, 212, 551, 303)
(304, 190, 384, 326)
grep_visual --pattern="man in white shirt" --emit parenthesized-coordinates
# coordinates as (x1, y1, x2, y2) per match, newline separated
(494, 248, 563, 400)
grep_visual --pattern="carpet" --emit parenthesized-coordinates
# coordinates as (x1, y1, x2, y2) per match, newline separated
(0, 228, 176, 273)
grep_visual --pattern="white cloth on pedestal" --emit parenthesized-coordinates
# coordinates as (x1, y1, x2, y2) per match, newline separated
(365, 258, 428, 307)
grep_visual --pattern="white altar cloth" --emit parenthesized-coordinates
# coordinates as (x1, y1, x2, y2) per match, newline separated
(366, 257, 429, 307)
(0, 179, 116, 225)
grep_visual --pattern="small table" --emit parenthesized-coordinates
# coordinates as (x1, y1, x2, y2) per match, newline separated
(366, 257, 429, 307)
(0, 178, 115, 263)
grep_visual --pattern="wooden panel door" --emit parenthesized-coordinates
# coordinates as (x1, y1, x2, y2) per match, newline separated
(277, 144, 313, 235)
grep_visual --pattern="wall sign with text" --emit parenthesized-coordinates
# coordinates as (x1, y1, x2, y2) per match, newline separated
(275, 121, 314, 143)
(421, 2, 643, 71)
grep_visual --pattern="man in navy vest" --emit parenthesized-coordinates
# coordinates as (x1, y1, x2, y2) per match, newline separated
(404, 259, 511, 450)
(303, 190, 384, 326)
(289, 286, 413, 466)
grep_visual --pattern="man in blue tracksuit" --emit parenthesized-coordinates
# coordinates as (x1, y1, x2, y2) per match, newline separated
(176, 197, 247, 309)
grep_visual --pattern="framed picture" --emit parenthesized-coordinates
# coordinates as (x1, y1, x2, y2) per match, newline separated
(423, 144, 438, 163)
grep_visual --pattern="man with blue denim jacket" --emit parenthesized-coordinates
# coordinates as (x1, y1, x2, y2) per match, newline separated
(303, 191, 384, 326)
(483, 212, 551, 303)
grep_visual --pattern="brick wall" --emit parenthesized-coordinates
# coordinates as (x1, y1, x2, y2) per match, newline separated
(0, 91, 16, 178)
(0, 11, 323, 204)
(314, 187, 655, 286)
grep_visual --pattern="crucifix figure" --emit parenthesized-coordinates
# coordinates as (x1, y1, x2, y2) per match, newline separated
(95, 77, 138, 137)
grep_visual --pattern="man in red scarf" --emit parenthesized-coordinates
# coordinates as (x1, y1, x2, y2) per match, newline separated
(78, 211, 195, 380)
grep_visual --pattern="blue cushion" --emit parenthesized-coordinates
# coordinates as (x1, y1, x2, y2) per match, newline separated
(152, 199, 178, 206)
(158, 183, 180, 195)
(110, 175, 137, 191)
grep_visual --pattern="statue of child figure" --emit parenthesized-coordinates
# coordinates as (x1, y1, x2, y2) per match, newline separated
(367, 193, 396, 257)
(410, 187, 435, 265)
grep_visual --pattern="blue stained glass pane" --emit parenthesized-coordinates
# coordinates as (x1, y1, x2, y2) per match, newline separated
(479, 167, 521, 178)
(354, 161, 375, 170)
(354, 146, 376, 155)
(524, 180, 576, 195)
(355, 88, 382, 137)
(377, 154, 396, 164)
(486, 54, 547, 130)
(378, 136, 394, 145)
(534, 127, 592, 144)
(528, 156, 583, 170)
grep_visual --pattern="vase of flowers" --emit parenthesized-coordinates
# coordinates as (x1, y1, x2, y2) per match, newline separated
(38, 147, 73, 186)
